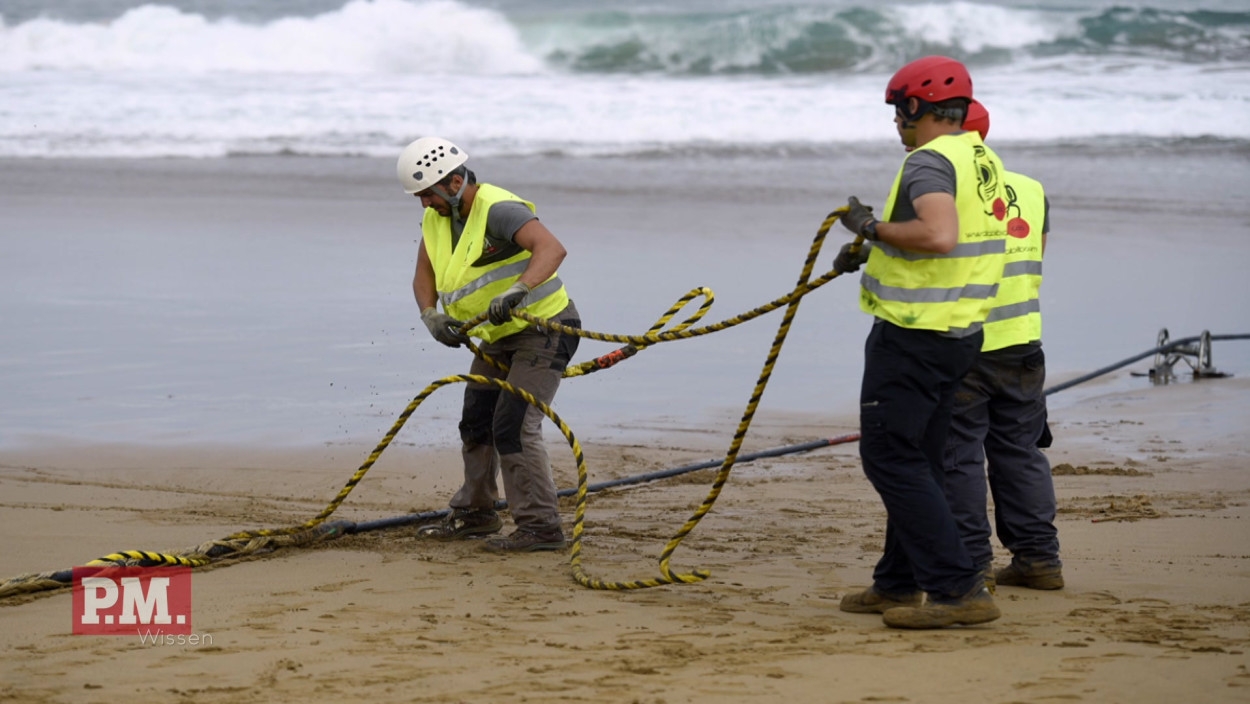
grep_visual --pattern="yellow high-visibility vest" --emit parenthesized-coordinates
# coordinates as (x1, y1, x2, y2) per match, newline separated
(982, 172, 1045, 351)
(423, 183, 569, 342)
(860, 131, 1009, 335)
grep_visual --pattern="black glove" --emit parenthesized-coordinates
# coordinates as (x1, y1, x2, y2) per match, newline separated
(488, 281, 530, 325)
(839, 196, 879, 240)
(421, 307, 470, 348)
(833, 242, 870, 274)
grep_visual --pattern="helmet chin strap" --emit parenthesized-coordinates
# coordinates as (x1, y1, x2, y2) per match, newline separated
(930, 104, 966, 123)
(431, 175, 470, 220)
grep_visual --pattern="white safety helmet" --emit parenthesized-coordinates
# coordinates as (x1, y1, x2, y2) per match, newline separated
(396, 137, 468, 194)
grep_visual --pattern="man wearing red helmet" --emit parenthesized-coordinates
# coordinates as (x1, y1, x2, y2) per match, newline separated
(833, 55, 1009, 628)
(946, 102, 1064, 592)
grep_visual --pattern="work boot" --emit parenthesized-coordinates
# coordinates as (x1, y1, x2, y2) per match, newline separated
(416, 508, 502, 540)
(482, 528, 566, 553)
(839, 585, 924, 614)
(995, 559, 1064, 590)
(978, 563, 997, 595)
(882, 585, 1001, 629)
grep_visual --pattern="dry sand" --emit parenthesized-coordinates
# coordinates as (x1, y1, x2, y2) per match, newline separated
(2, 374, 1249, 704)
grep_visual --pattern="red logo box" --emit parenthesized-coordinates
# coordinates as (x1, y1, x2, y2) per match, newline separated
(72, 566, 192, 636)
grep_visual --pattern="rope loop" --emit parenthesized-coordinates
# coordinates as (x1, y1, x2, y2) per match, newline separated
(0, 208, 855, 598)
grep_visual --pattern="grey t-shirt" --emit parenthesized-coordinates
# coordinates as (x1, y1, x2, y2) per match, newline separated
(890, 149, 956, 222)
(450, 198, 537, 265)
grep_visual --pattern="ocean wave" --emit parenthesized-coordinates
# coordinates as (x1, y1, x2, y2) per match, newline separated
(533, 3, 1250, 74)
(0, 0, 542, 74)
(2, 1, 1248, 158)
(1, 61, 1246, 159)
(1, 0, 1247, 75)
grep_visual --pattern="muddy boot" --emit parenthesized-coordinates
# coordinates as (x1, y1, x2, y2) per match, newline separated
(482, 528, 566, 553)
(995, 559, 1064, 590)
(416, 509, 502, 540)
(978, 563, 997, 595)
(882, 585, 1001, 629)
(839, 586, 924, 614)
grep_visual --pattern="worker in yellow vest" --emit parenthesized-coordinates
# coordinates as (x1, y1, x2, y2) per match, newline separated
(398, 137, 581, 553)
(832, 56, 1008, 629)
(944, 102, 1063, 590)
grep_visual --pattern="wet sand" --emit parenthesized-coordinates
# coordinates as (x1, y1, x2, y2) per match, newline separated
(3, 151, 1248, 448)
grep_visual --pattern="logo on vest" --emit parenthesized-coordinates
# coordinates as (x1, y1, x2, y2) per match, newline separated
(1003, 183, 1032, 238)
(1007, 217, 1031, 238)
(973, 144, 1007, 223)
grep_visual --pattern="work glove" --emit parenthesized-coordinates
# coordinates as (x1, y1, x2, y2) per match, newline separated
(839, 196, 879, 241)
(421, 307, 470, 348)
(833, 242, 871, 275)
(488, 281, 530, 325)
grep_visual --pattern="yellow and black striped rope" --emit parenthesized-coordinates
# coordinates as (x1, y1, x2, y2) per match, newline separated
(508, 208, 861, 589)
(86, 550, 209, 568)
(78, 519, 355, 571)
(206, 207, 856, 589)
(651, 211, 857, 584)
(459, 285, 717, 379)
(0, 208, 860, 598)
(456, 212, 856, 380)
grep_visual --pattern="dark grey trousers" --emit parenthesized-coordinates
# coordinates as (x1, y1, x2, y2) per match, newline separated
(451, 302, 580, 533)
(943, 344, 1060, 569)
(860, 321, 984, 600)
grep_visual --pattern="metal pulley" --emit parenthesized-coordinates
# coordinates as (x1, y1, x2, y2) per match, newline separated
(1146, 328, 1227, 382)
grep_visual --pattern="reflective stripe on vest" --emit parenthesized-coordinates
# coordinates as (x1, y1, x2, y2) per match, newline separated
(441, 273, 566, 312)
(861, 276, 999, 305)
(859, 131, 1009, 334)
(439, 259, 529, 307)
(982, 171, 1045, 352)
(874, 239, 1005, 262)
(422, 183, 570, 343)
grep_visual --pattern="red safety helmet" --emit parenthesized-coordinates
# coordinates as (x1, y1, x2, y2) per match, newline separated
(963, 99, 990, 140)
(885, 55, 974, 105)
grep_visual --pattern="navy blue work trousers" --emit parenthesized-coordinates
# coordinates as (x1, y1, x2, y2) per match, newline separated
(859, 320, 982, 599)
(944, 344, 1060, 568)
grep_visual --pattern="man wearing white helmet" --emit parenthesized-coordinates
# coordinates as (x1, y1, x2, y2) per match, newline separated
(398, 137, 581, 553)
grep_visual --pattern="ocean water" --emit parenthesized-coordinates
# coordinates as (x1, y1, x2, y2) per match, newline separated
(1, 0, 1248, 157)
